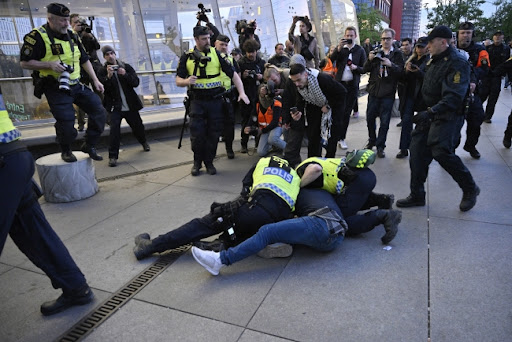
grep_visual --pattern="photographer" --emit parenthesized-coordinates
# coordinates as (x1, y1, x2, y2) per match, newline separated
(97, 46, 150, 167)
(238, 39, 266, 153)
(195, 3, 220, 46)
(20, 3, 106, 162)
(288, 16, 319, 69)
(267, 43, 291, 68)
(236, 19, 260, 55)
(244, 81, 286, 156)
(362, 28, 404, 158)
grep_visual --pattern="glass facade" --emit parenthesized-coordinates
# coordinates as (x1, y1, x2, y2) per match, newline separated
(400, 0, 421, 40)
(0, 0, 357, 125)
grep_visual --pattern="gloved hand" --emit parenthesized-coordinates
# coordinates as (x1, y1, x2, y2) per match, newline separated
(240, 186, 251, 199)
(412, 110, 431, 125)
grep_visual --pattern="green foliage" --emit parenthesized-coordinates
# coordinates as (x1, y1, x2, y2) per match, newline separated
(356, 3, 384, 44)
(425, 0, 512, 41)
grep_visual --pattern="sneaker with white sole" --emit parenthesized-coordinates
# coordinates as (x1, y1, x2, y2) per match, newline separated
(257, 243, 293, 258)
(191, 247, 224, 275)
(352, 111, 359, 118)
(338, 140, 348, 150)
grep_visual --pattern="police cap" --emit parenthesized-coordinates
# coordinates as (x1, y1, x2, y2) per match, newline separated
(231, 48, 242, 56)
(459, 22, 475, 31)
(427, 25, 452, 41)
(47, 3, 70, 17)
(345, 149, 376, 169)
(193, 26, 210, 37)
(416, 36, 428, 47)
(216, 34, 230, 43)
(493, 30, 504, 37)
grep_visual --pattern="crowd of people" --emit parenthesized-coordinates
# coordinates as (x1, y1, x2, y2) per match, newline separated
(1, 1, 511, 317)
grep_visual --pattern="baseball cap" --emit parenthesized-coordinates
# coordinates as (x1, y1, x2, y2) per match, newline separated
(416, 36, 428, 47)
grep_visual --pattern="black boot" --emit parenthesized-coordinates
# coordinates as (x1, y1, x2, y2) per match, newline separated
(460, 185, 480, 212)
(374, 209, 402, 244)
(193, 238, 226, 252)
(80, 143, 103, 161)
(40, 285, 94, 316)
(191, 161, 201, 176)
(133, 233, 155, 260)
(361, 192, 395, 210)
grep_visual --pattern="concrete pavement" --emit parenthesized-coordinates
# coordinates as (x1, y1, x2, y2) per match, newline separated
(1, 87, 511, 341)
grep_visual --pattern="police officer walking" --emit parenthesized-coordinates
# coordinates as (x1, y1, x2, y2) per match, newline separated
(20, 3, 106, 162)
(456, 22, 490, 159)
(0, 87, 94, 316)
(176, 26, 249, 176)
(481, 30, 510, 123)
(397, 26, 480, 212)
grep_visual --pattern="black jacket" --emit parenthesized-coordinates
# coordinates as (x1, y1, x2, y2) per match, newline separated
(330, 44, 367, 85)
(98, 61, 143, 112)
(363, 48, 404, 98)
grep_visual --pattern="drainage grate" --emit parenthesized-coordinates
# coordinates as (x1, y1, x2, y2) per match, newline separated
(56, 246, 190, 342)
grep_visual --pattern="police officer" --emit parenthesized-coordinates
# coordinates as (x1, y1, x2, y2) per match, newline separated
(0, 87, 94, 316)
(215, 34, 239, 159)
(20, 3, 106, 162)
(133, 156, 301, 259)
(397, 26, 480, 212)
(456, 22, 490, 159)
(481, 30, 510, 123)
(176, 26, 249, 176)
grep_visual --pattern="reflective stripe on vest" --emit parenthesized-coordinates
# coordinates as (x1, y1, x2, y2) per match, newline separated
(251, 156, 300, 209)
(36, 27, 81, 81)
(186, 47, 223, 89)
(298, 157, 345, 195)
(257, 99, 282, 128)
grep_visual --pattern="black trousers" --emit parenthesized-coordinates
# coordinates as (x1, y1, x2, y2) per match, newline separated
(222, 97, 235, 151)
(1, 146, 87, 293)
(480, 76, 503, 120)
(151, 190, 291, 252)
(108, 110, 147, 158)
(464, 94, 485, 149)
(189, 98, 224, 164)
(409, 116, 476, 198)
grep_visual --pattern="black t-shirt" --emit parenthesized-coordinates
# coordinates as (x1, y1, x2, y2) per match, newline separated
(20, 24, 89, 66)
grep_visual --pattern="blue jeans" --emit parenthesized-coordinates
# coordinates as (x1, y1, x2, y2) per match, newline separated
(366, 95, 394, 149)
(220, 216, 344, 266)
(257, 126, 286, 156)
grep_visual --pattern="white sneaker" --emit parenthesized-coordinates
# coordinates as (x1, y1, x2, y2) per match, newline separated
(338, 140, 348, 150)
(191, 247, 224, 275)
(257, 243, 293, 258)
(352, 111, 359, 118)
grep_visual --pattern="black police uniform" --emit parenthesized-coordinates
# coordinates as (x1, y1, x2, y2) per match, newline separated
(175, 35, 236, 173)
(481, 41, 510, 121)
(408, 45, 478, 201)
(457, 40, 488, 157)
(20, 24, 106, 155)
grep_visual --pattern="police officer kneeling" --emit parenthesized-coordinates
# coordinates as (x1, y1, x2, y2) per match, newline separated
(20, 3, 106, 162)
(176, 26, 249, 176)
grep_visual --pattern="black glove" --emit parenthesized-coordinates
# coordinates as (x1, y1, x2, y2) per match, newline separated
(412, 110, 431, 125)
(240, 186, 251, 199)
(197, 14, 209, 23)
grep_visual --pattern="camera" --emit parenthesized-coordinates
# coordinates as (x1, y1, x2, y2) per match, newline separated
(342, 38, 353, 45)
(372, 46, 383, 59)
(58, 63, 75, 92)
(191, 49, 211, 64)
(78, 18, 92, 33)
(263, 80, 276, 97)
(290, 106, 298, 114)
(235, 19, 256, 36)
(111, 65, 119, 71)
(197, 3, 211, 21)
(247, 70, 257, 78)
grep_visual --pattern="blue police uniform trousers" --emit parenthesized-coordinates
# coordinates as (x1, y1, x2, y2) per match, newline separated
(189, 97, 224, 165)
(45, 83, 106, 148)
(409, 115, 476, 199)
(0, 146, 87, 293)
(463, 94, 485, 149)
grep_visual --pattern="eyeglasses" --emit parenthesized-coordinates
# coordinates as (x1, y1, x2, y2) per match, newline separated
(381, 37, 392, 41)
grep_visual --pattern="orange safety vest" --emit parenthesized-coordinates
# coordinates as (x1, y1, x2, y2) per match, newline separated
(323, 57, 337, 78)
(257, 98, 282, 129)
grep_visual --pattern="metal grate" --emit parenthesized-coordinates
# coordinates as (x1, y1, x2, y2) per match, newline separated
(56, 245, 190, 342)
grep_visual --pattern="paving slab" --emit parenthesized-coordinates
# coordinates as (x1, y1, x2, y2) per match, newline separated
(429, 216, 512, 341)
(84, 299, 244, 342)
(0, 268, 110, 342)
(239, 329, 294, 341)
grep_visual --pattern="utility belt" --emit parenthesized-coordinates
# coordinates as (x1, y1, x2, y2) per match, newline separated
(223, 87, 238, 102)
(248, 189, 292, 222)
(308, 206, 347, 236)
(188, 88, 225, 101)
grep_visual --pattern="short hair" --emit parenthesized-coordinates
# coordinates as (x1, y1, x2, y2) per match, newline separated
(345, 26, 357, 35)
(263, 63, 281, 80)
(275, 43, 284, 50)
(382, 28, 396, 38)
(243, 39, 260, 53)
(289, 63, 306, 76)
(401, 37, 412, 44)
(70, 13, 79, 20)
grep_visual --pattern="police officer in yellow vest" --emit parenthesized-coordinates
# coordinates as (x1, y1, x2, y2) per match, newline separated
(133, 155, 300, 259)
(215, 34, 240, 159)
(176, 26, 249, 176)
(0, 87, 94, 316)
(20, 3, 106, 163)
